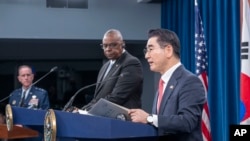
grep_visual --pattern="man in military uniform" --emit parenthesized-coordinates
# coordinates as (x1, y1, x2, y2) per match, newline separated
(8, 65, 50, 110)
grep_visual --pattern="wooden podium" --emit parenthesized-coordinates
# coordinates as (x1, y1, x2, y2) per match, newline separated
(0, 124, 39, 139)
(0, 104, 41, 140)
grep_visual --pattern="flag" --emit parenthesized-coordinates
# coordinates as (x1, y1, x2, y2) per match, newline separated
(194, 0, 212, 140)
(240, 0, 250, 125)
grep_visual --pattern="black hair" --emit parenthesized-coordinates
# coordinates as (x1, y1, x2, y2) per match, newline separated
(148, 28, 180, 58)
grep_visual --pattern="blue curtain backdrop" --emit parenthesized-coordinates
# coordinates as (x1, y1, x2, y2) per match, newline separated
(161, 0, 240, 141)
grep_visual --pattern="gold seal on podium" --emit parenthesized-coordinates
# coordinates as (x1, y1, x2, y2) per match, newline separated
(44, 109, 56, 141)
(5, 104, 13, 131)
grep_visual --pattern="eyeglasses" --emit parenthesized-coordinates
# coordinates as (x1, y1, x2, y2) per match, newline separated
(143, 48, 151, 55)
(143, 44, 170, 55)
(100, 42, 120, 50)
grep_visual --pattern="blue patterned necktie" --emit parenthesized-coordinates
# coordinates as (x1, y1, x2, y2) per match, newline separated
(19, 90, 26, 107)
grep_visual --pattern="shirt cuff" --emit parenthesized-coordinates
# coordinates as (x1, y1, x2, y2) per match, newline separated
(152, 114, 158, 127)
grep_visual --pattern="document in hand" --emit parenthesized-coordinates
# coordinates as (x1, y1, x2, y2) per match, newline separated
(88, 98, 131, 121)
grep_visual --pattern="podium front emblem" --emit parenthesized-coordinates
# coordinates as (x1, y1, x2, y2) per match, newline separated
(5, 104, 13, 131)
(44, 109, 56, 141)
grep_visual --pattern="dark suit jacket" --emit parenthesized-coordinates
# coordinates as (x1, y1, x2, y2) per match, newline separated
(82, 51, 143, 110)
(9, 86, 50, 110)
(152, 65, 206, 141)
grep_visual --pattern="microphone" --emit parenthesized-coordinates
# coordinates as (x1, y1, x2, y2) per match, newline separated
(0, 66, 58, 103)
(32, 66, 58, 86)
(62, 72, 128, 111)
(0, 95, 11, 103)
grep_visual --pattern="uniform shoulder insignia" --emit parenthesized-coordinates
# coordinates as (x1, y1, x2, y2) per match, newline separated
(35, 87, 45, 92)
(10, 89, 22, 96)
(13, 88, 21, 93)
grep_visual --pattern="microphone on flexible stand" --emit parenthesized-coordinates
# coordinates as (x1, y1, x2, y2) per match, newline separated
(0, 66, 58, 103)
(0, 95, 11, 103)
(62, 72, 128, 112)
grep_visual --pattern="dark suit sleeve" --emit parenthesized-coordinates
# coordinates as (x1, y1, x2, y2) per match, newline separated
(82, 53, 143, 110)
(104, 57, 143, 106)
(158, 75, 206, 134)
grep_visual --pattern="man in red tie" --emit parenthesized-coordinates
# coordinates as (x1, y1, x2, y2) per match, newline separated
(128, 28, 206, 141)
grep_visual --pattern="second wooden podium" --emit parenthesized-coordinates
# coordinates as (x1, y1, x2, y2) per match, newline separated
(0, 124, 39, 139)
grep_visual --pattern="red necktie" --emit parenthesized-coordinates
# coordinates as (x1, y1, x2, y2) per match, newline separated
(157, 79, 164, 113)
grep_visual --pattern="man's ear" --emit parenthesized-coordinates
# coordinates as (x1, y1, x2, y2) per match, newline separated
(165, 45, 173, 57)
(17, 76, 21, 82)
(122, 41, 126, 48)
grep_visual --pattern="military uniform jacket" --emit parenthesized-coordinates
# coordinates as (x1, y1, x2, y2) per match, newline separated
(9, 86, 50, 110)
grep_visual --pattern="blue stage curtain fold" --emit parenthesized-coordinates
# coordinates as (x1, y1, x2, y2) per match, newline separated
(161, 0, 240, 141)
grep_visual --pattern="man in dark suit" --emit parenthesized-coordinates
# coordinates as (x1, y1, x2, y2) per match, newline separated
(9, 65, 50, 110)
(128, 29, 206, 141)
(81, 29, 143, 111)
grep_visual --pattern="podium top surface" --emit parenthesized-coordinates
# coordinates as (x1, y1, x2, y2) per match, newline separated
(9, 106, 158, 139)
(54, 110, 157, 139)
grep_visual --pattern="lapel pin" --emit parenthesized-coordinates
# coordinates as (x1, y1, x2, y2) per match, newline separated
(170, 85, 174, 89)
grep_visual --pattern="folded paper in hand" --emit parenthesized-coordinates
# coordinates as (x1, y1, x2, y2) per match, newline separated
(88, 98, 131, 121)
